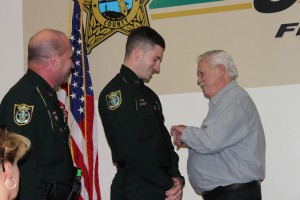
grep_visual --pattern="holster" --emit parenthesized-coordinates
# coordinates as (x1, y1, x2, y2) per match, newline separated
(67, 179, 81, 200)
(43, 179, 81, 200)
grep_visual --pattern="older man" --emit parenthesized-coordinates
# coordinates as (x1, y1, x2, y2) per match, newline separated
(171, 50, 266, 200)
(0, 29, 76, 200)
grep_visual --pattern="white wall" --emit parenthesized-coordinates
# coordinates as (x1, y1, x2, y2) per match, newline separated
(97, 84, 300, 200)
(0, 2, 24, 100)
(3, 1, 300, 200)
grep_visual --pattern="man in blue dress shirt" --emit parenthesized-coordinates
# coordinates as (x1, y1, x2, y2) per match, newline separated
(171, 50, 266, 200)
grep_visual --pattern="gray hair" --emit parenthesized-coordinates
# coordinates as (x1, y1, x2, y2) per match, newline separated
(197, 50, 238, 80)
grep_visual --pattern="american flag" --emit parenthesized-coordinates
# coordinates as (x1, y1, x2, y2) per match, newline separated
(57, 0, 101, 199)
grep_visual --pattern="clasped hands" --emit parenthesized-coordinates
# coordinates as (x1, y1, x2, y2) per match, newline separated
(165, 177, 184, 200)
(170, 125, 187, 149)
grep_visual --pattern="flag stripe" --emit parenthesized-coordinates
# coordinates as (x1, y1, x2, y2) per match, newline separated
(58, 0, 101, 199)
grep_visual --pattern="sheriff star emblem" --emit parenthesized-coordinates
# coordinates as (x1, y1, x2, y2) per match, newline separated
(106, 90, 122, 110)
(14, 104, 34, 126)
(83, 0, 150, 53)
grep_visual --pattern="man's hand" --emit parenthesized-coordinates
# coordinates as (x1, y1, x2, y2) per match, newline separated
(165, 177, 184, 200)
(170, 125, 187, 148)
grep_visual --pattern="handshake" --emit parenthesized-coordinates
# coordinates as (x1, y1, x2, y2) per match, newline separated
(170, 125, 187, 149)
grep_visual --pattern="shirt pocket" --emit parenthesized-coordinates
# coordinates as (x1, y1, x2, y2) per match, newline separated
(137, 104, 160, 141)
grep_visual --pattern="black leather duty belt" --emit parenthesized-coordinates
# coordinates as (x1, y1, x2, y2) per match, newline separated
(202, 180, 261, 199)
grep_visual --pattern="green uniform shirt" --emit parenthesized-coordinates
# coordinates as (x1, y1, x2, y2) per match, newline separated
(0, 69, 74, 200)
(98, 65, 181, 191)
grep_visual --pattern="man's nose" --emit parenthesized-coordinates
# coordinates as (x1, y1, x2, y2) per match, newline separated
(197, 76, 202, 85)
(154, 62, 160, 73)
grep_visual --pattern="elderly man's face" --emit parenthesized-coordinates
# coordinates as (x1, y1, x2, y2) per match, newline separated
(197, 58, 224, 99)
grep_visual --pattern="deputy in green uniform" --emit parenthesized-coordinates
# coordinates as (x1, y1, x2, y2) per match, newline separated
(0, 29, 76, 200)
(98, 26, 184, 200)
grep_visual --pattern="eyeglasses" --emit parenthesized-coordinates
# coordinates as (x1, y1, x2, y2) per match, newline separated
(0, 124, 7, 172)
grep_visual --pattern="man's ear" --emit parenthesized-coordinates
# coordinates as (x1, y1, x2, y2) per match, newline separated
(49, 53, 59, 68)
(133, 47, 142, 59)
(218, 64, 226, 77)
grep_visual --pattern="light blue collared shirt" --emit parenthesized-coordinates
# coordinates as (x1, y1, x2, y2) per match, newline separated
(181, 80, 266, 193)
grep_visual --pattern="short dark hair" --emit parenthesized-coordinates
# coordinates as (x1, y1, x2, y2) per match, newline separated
(125, 26, 165, 58)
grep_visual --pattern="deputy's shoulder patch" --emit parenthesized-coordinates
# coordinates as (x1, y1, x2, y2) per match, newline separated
(14, 104, 34, 126)
(106, 90, 122, 110)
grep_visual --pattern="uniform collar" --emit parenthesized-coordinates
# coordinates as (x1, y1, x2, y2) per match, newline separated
(26, 69, 56, 96)
(120, 65, 144, 87)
